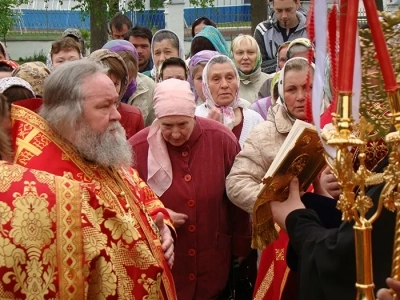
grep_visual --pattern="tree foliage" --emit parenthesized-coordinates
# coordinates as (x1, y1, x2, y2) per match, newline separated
(0, 0, 30, 43)
(69, 0, 215, 52)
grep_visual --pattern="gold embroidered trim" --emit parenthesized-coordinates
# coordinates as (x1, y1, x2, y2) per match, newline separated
(279, 267, 290, 299)
(56, 176, 85, 300)
(253, 261, 274, 300)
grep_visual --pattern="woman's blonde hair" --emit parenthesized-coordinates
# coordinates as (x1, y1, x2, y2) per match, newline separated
(231, 35, 259, 53)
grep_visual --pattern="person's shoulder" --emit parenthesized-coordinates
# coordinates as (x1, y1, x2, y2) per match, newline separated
(255, 20, 273, 34)
(138, 72, 155, 86)
(260, 71, 273, 80)
(244, 107, 264, 121)
(119, 103, 142, 115)
(128, 127, 150, 146)
(196, 117, 237, 141)
(250, 117, 274, 136)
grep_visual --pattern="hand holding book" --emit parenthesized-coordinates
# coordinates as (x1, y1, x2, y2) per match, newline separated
(252, 119, 326, 249)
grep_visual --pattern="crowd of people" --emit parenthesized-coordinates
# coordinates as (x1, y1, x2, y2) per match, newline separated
(0, 0, 399, 299)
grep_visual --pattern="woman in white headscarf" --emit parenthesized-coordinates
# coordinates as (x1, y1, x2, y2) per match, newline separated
(195, 54, 263, 148)
(150, 29, 185, 81)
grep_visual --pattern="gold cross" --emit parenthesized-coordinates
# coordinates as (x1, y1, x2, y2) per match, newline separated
(15, 129, 43, 163)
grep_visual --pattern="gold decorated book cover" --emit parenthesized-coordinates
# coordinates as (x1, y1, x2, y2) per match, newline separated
(257, 119, 326, 202)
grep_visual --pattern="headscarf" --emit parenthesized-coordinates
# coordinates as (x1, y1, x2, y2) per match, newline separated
(87, 49, 129, 103)
(0, 77, 35, 97)
(277, 57, 315, 121)
(191, 26, 230, 57)
(202, 55, 243, 129)
(231, 36, 262, 82)
(151, 29, 185, 79)
(187, 50, 219, 101)
(62, 28, 86, 56)
(188, 50, 219, 79)
(102, 40, 138, 101)
(0, 42, 9, 60)
(11, 62, 50, 97)
(147, 79, 196, 196)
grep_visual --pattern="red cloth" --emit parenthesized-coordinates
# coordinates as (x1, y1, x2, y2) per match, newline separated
(253, 228, 291, 300)
(118, 103, 145, 139)
(130, 117, 252, 300)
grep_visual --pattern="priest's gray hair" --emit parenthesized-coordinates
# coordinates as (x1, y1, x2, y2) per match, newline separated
(40, 60, 109, 135)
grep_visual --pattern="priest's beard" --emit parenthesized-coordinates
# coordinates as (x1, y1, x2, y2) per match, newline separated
(74, 120, 133, 168)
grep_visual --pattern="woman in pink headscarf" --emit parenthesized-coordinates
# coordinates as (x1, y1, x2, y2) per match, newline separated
(129, 78, 251, 300)
(195, 54, 263, 148)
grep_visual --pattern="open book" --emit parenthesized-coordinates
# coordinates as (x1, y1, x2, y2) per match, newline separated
(257, 119, 326, 202)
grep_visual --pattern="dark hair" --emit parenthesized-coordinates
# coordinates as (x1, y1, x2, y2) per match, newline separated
(124, 25, 152, 44)
(160, 57, 188, 80)
(191, 17, 217, 37)
(0, 64, 13, 72)
(2, 86, 35, 104)
(0, 44, 5, 58)
(190, 36, 216, 56)
(272, 80, 279, 101)
(115, 50, 138, 81)
(0, 93, 8, 116)
(153, 31, 180, 50)
(0, 94, 11, 160)
(51, 36, 82, 55)
(109, 12, 132, 31)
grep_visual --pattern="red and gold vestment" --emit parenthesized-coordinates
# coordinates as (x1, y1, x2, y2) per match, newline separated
(10, 105, 177, 299)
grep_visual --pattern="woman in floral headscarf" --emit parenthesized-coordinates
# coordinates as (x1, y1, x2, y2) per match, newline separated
(231, 35, 271, 103)
(195, 55, 263, 148)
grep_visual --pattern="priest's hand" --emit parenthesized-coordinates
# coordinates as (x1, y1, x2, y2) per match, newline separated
(377, 278, 400, 300)
(155, 212, 175, 269)
(270, 177, 305, 231)
(313, 166, 341, 199)
(166, 208, 188, 229)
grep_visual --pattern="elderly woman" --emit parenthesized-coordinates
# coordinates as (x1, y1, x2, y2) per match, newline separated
(151, 29, 185, 81)
(87, 49, 144, 138)
(195, 55, 263, 148)
(226, 57, 315, 299)
(188, 50, 219, 104)
(190, 25, 230, 57)
(129, 78, 251, 300)
(231, 35, 271, 103)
